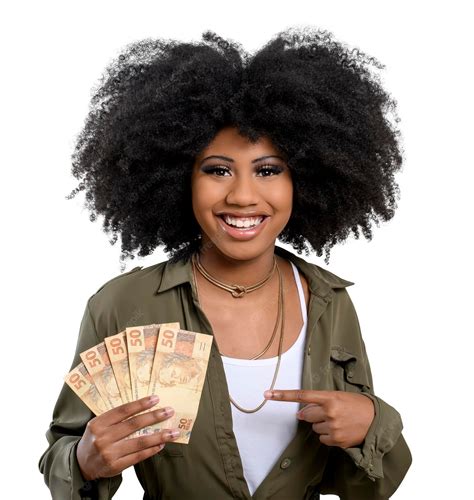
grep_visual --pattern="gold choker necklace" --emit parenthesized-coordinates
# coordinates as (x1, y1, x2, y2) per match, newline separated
(193, 252, 276, 298)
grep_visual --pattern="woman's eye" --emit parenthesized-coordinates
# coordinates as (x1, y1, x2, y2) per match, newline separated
(202, 166, 230, 176)
(258, 165, 284, 176)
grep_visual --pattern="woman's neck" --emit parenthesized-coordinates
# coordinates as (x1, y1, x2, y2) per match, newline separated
(196, 245, 276, 286)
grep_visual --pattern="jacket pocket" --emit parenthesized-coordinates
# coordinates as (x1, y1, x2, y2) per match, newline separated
(329, 347, 372, 393)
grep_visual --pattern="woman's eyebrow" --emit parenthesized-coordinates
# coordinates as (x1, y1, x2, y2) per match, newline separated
(200, 154, 286, 165)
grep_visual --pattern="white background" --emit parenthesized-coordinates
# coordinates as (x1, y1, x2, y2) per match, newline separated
(1, 1, 472, 498)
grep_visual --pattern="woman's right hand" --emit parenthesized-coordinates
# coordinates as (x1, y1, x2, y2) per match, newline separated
(76, 395, 179, 481)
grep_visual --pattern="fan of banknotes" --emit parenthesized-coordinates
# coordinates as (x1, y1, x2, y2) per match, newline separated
(64, 323, 213, 444)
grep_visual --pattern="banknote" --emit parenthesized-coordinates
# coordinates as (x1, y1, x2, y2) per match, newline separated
(64, 362, 108, 416)
(148, 325, 213, 444)
(126, 324, 160, 401)
(80, 343, 123, 410)
(104, 330, 132, 404)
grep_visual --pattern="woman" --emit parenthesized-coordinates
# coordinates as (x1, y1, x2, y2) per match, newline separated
(39, 27, 412, 499)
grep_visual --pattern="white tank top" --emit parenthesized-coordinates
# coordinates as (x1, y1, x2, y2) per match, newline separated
(221, 261, 308, 496)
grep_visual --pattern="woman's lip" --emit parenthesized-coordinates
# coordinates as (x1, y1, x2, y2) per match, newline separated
(216, 214, 270, 240)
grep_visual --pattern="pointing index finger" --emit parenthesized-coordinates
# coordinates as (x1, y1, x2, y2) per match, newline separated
(263, 389, 331, 404)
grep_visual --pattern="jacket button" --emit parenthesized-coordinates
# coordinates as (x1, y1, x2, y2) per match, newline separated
(280, 458, 292, 469)
(307, 345, 311, 355)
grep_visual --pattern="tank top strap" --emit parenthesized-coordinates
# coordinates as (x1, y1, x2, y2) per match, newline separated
(289, 261, 308, 324)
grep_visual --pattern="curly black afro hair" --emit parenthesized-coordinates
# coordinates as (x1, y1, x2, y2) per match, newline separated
(67, 26, 403, 269)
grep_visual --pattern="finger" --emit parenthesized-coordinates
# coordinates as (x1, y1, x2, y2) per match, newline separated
(109, 442, 167, 475)
(297, 404, 325, 423)
(318, 433, 336, 447)
(99, 396, 161, 427)
(312, 421, 330, 435)
(114, 427, 181, 457)
(264, 389, 332, 405)
(112, 406, 176, 442)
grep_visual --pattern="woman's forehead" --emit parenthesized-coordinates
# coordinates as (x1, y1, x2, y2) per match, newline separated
(195, 127, 285, 162)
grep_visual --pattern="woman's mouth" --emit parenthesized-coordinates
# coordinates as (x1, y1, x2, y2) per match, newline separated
(216, 214, 270, 240)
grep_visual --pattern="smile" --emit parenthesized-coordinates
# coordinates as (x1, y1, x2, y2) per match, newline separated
(216, 214, 270, 240)
(221, 214, 265, 229)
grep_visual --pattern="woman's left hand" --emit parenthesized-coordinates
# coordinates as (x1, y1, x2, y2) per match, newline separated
(263, 389, 375, 449)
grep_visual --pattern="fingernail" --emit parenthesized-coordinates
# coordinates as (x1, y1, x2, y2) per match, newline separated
(264, 390, 273, 398)
(162, 406, 174, 416)
(168, 429, 180, 438)
(149, 395, 160, 404)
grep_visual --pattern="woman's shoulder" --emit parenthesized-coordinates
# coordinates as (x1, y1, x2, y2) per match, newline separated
(309, 262, 354, 289)
(276, 246, 354, 293)
(88, 260, 168, 311)
(95, 262, 164, 292)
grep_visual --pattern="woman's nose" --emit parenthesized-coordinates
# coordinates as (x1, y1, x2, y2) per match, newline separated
(225, 174, 260, 206)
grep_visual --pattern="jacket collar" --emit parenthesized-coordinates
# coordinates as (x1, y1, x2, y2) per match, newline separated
(154, 245, 353, 299)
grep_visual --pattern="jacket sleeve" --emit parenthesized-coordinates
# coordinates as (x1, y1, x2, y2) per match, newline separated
(38, 298, 123, 499)
(317, 288, 412, 499)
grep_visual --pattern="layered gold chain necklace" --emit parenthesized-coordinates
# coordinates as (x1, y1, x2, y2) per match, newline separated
(191, 252, 285, 414)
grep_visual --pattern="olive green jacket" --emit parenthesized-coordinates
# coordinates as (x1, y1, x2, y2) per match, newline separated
(39, 245, 412, 499)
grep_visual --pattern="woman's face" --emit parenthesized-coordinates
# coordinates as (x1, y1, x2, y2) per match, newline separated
(191, 126, 293, 261)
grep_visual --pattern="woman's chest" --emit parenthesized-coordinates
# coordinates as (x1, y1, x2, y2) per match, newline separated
(200, 267, 310, 359)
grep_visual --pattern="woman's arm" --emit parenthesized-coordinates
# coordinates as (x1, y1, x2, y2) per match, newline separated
(38, 298, 123, 500)
(318, 432, 412, 499)
(317, 288, 412, 498)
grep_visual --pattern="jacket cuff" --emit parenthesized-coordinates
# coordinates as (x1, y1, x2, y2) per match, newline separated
(341, 393, 403, 482)
(70, 440, 119, 499)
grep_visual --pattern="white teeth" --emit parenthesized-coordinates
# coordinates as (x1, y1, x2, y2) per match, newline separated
(222, 215, 264, 228)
